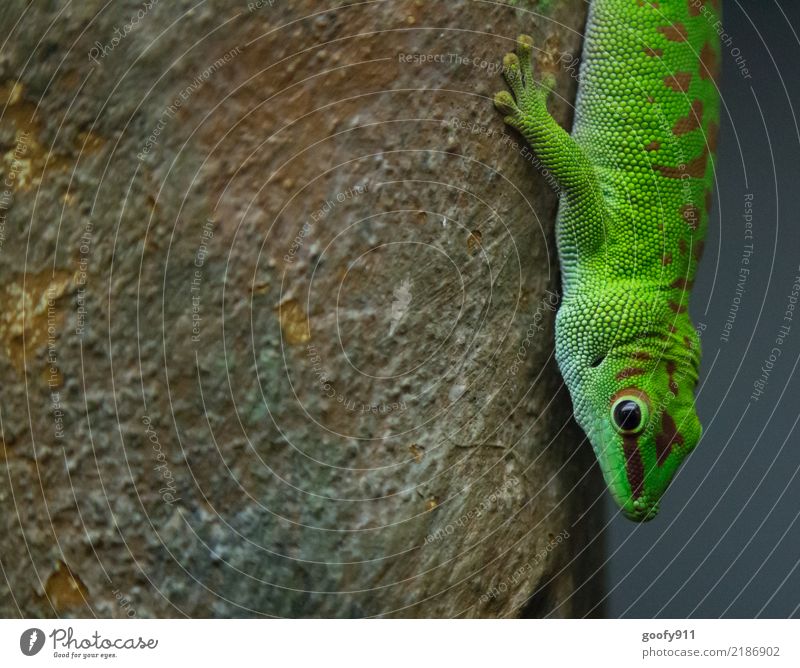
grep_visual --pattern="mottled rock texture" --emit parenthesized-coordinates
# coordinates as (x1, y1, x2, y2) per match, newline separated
(0, 0, 603, 617)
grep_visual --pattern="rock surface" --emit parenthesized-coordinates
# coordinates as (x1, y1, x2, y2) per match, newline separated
(0, 0, 603, 617)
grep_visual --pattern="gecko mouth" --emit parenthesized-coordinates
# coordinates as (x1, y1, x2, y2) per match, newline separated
(587, 424, 660, 522)
(607, 476, 660, 521)
(608, 480, 660, 521)
(624, 496, 660, 522)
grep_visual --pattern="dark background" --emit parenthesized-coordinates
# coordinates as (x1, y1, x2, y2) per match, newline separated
(606, 0, 800, 618)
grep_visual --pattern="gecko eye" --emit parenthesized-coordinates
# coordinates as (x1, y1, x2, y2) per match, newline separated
(611, 396, 649, 434)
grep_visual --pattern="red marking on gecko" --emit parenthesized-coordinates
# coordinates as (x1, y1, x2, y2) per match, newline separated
(694, 240, 706, 262)
(670, 277, 693, 290)
(623, 435, 645, 498)
(609, 386, 653, 498)
(664, 72, 692, 92)
(655, 410, 685, 465)
(616, 367, 647, 381)
(673, 100, 704, 135)
(688, 0, 716, 15)
(653, 148, 709, 179)
(666, 360, 679, 396)
(700, 42, 719, 81)
(658, 23, 689, 42)
(707, 121, 720, 152)
(669, 300, 687, 314)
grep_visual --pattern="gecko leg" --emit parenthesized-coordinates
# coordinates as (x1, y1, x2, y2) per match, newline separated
(494, 36, 601, 207)
(494, 35, 606, 264)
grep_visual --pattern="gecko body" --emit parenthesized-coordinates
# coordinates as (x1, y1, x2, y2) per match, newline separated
(495, 0, 720, 520)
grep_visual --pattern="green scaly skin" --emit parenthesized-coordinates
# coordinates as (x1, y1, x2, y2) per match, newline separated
(494, 0, 720, 521)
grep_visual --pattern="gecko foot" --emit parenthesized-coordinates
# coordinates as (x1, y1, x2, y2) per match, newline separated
(493, 35, 555, 131)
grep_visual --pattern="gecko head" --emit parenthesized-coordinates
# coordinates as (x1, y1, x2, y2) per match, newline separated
(567, 345, 702, 522)
(593, 380, 701, 522)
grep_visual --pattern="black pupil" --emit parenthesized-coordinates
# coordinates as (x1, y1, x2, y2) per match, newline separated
(614, 400, 641, 431)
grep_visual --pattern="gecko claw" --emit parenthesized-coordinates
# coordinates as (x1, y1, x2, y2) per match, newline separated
(493, 91, 519, 117)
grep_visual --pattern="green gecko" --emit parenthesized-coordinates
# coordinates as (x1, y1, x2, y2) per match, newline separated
(494, 0, 720, 520)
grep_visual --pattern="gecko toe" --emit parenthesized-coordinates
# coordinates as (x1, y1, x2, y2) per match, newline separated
(494, 91, 519, 117)
(503, 51, 521, 70)
(502, 52, 526, 99)
(516, 34, 534, 61)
